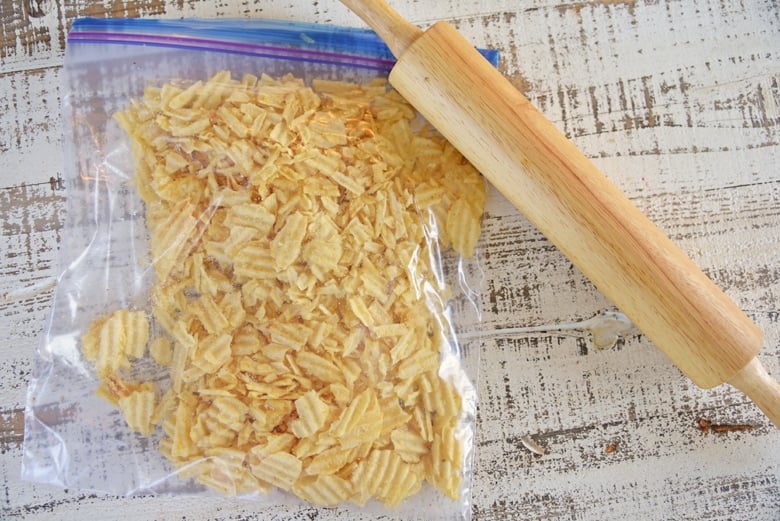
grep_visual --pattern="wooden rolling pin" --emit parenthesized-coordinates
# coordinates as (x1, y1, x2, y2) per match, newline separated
(338, 0, 780, 427)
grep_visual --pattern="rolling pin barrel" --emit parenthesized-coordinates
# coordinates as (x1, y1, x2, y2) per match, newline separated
(389, 21, 763, 388)
(339, 0, 780, 427)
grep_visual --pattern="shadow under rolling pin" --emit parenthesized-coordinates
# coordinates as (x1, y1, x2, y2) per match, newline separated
(338, 0, 780, 427)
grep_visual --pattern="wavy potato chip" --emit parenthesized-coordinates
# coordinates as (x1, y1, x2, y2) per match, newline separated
(293, 474, 353, 506)
(290, 390, 330, 439)
(82, 309, 149, 377)
(117, 384, 156, 436)
(250, 451, 302, 491)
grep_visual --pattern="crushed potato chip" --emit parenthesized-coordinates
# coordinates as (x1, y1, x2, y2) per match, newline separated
(82, 309, 149, 377)
(84, 71, 485, 508)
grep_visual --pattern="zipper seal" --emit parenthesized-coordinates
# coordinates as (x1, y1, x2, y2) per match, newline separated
(67, 18, 499, 72)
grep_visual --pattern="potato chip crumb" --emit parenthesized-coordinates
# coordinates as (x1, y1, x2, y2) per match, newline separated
(85, 70, 485, 507)
(149, 337, 173, 366)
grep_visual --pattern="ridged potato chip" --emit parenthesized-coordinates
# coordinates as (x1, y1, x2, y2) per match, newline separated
(290, 390, 330, 439)
(249, 451, 302, 491)
(81, 309, 149, 376)
(293, 474, 353, 506)
(117, 384, 156, 436)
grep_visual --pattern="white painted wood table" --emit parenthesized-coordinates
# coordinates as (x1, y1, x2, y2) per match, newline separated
(2, 0, 779, 519)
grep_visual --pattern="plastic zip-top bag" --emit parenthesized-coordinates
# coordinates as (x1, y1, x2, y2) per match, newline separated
(22, 18, 497, 520)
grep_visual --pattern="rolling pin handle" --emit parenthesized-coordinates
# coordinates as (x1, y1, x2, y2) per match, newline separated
(729, 358, 780, 428)
(338, 0, 422, 57)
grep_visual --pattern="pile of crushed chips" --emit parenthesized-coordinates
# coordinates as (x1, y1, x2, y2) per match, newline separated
(81, 71, 485, 507)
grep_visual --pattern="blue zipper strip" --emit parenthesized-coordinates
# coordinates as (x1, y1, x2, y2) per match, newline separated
(68, 18, 500, 72)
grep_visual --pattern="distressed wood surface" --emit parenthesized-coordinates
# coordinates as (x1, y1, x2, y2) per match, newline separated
(2, 0, 779, 519)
